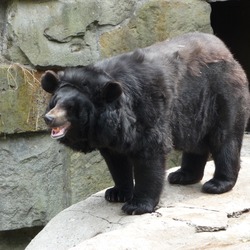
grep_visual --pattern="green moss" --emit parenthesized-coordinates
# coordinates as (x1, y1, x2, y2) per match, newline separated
(0, 64, 48, 135)
(99, 1, 173, 58)
(99, 0, 211, 58)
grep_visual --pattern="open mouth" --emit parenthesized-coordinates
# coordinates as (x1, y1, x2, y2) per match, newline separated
(50, 122, 71, 139)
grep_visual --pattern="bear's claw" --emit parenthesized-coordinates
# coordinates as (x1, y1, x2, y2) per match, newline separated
(122, 198, 156, 215)
(105, 187, 132, 203)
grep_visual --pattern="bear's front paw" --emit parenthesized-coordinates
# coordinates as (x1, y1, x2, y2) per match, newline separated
(202, 178, 235, 194)
(105, 187, 132, 203)
(122, 198, 155, 215)
(168, 169, 202, 185)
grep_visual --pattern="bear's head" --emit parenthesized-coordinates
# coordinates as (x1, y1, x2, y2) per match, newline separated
(41, 67, 123, 151)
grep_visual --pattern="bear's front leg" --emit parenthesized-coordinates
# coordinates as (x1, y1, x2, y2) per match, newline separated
(100, 149, 134, 202)
(122, 153, 166, 215)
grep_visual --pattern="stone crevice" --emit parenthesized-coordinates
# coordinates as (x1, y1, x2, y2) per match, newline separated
(171, 218, 228, 233)
(227, 208, 250, 218)
(43, 29, 85, 44)
(62, 208, 123, 227)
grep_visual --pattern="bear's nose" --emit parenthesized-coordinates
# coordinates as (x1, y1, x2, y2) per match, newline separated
(44, 114, 55, 125)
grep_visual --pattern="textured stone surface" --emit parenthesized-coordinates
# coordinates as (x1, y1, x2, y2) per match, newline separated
(0, 133, 67, 230)
(0, 1, 7, 63)
(0, 64, 48, 135)
(0, 133, 113, 231)
(3, 0, 136, 67)
(68, 150, 113, 204)
(26, 155, 250, 250)
(3, 0, 211, 67)
(100, 0, 212, 58)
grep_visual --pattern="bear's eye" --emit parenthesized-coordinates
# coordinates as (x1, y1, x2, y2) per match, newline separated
(49, 99, 56, 109)
(64, 101, 75, 113)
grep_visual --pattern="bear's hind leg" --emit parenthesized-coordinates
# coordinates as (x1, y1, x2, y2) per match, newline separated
(100, 149, 134, 202)
(168, 152, 209, 185)
(202, 137, 241, 194)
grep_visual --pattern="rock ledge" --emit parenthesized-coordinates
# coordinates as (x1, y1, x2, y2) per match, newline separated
(26, 155, 250, 250)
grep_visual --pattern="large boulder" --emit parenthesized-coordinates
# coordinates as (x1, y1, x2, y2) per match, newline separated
(0, 133, 112, 231)
(0, 134, 66, 230)
(100, 0, 212, 58)
(3, 0, 212, 67)
(3, 0, 136, 66)
(26, 155, 250, 250)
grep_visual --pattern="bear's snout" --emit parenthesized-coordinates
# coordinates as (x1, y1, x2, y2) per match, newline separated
(43, 106, 68, 128)
(44, 114, 55, 125)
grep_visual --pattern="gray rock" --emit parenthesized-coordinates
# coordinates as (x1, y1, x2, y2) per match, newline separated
(68, 150, 113, 204)
(0, 133, 113, 231)
(99, 0, 212, 58)
(0, 133, 67, 230)
(3, 0, 136, 67)
(3, 0, 211, 67)
(26, 156, 250, 250)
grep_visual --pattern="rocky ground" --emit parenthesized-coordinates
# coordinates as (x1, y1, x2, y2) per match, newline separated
(26, 134, 250, 250)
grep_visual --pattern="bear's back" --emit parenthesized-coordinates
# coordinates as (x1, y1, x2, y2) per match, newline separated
(143, 32, 234, 76)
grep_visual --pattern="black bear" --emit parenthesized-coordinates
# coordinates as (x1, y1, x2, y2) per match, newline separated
(41, 32, 250, 215)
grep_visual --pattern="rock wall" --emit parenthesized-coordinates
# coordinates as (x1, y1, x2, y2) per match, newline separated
(0, 0, 212, 244)
(3, 0, 211, 67)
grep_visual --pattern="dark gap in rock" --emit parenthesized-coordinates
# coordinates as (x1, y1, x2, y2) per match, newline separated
(0, 226, 44, 250)
(210, 0, 250, 131)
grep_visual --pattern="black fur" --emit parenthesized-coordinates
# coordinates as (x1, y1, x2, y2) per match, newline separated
(41, 32, 250, 215)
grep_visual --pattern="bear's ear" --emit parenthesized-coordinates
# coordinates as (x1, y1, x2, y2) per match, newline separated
(41, 70, 60, 94)
(102, 81, 123, 103)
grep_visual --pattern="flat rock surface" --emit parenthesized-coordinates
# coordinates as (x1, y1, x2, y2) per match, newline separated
(26, 135, 250, 250)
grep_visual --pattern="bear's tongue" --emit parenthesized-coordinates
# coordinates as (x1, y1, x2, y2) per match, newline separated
(51, 123, 70, 139)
